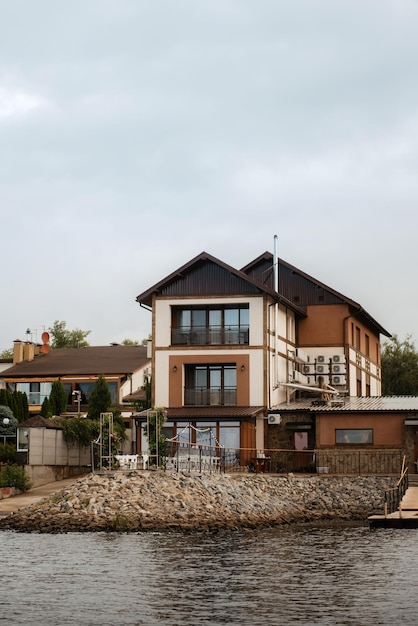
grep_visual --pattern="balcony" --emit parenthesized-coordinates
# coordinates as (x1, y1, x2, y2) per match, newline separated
(184, 387, 237, 406)
(172, 325, 249, 346)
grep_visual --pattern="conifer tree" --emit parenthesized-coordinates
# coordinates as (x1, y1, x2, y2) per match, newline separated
(40, 397, 53, 418)
(49, 380, 68, 415)
(87, 375, 112, 421)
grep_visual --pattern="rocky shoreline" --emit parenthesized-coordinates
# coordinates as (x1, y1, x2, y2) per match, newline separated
(0, 471, 395, 533)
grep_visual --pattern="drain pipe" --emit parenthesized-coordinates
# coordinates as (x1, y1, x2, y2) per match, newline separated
(273, 235, 279, 388)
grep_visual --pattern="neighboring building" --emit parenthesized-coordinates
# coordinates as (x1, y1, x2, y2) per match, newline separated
(135, 249, 391, 466)
(0, 342, 151, 417)
(267, 396, 418, 474)
(0, 358, 13, 387)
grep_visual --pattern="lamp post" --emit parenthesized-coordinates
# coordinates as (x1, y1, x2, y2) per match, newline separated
(2, 417, 10, 445)
(72, 390, 81, 417)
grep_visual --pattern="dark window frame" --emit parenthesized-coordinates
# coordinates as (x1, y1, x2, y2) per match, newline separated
(335, 429, 373, 445)
(184, 363, 237, 406)
(171, 304, 249, 346)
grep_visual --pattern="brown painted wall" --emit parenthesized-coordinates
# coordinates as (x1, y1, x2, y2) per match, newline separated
(297, 304, 349, 346)
(317, 412, 404, 447)
(169, 354, 249, 407)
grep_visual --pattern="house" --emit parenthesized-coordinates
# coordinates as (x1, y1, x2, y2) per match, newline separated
(0, 342, 151, 419)
(267, 396, 418, 474)
(135, 249, 391, 467)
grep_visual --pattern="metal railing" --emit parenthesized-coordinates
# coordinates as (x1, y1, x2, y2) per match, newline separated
(184, 387, 237, 406)
(160, 444, 403, 476)
(384, 456, 409, 517)
(171, 325, 249, 346)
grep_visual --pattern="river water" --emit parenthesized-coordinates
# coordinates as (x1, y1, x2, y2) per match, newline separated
(1, 522, 418, 625)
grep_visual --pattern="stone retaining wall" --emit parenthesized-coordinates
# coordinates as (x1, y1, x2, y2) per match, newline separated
(0, 471, 396, 533)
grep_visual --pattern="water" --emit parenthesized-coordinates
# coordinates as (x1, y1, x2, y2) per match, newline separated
(1, 522, 418, 625)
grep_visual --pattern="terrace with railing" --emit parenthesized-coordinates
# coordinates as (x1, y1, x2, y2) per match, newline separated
(160, 443, 403, 476)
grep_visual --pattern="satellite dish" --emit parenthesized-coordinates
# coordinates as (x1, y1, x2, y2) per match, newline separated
(41, 331, 50, 343)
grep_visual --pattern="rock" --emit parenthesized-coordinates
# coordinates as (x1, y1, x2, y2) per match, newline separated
(0, 472, 396, 533)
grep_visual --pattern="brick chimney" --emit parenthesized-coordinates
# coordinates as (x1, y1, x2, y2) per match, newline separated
(23, 342, 35, 362)
(13, 340, 24, 364)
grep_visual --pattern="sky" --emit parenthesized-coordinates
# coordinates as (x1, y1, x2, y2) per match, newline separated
(1, 0, 418, 352)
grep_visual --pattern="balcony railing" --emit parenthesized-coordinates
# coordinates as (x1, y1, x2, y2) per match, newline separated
(27, 392, 50, 406)
(184, 387, 237, 406)
(172, 325, 249, 346)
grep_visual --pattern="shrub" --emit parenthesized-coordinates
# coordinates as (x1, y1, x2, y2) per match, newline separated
(0, 465, 31, 491)
(61, 418, 99, 448)
(0, 443, 16, 464)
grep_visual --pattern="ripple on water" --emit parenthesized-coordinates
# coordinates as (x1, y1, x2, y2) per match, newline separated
(1, 523, 418, 625)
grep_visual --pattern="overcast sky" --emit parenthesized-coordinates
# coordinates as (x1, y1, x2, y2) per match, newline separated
(1, 0, 418, 352)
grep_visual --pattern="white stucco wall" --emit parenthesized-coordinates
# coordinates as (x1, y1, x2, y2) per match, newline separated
(154, 296, 264, 348)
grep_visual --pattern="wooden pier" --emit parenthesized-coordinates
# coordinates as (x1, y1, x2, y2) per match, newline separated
(369, 474, 418, 528)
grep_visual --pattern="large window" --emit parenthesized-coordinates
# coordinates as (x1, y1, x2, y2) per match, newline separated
(336, 429, 373, 445)
(171, 305, 249, 346)
(74, 382, 118, 405)
(184, 364, 237, 406)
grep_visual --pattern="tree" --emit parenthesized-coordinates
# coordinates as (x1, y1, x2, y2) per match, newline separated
(0, 405, 18, 439)
(122, 339, 139, 345)
(0, 348, 13, 359)
(40, 397, 53, 418)
(381, 334, 418, 395)
(49, 379, 68, 415)
(134, 374, 151, 412)
(87, 375, 112, 421)
(0, 389, 28, 422)
(49, 320, 91, 349)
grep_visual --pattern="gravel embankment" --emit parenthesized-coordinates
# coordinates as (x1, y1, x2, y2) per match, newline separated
(0, 471, 395, 533)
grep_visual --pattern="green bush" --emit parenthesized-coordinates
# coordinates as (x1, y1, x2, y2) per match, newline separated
(0, 443, 16, 464)
(0, 464, 31, 491)
(61, 418, 99, 448)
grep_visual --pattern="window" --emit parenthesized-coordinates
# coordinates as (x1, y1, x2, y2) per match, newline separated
(73, 382, 118, 405)
(184, 364, 237, 406)
(355, 326, 361, 350)
(13, 382, 52, 406)
(171, 305, 249, 346)
(336, 429, 373, 445)
(17, 428, 29, 451)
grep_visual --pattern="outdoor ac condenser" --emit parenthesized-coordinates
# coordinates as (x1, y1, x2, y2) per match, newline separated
(267, 414, 282, 425)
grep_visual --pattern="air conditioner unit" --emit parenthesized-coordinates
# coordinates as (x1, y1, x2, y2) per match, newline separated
(316, 365, 326, 374)
(267, 414, 282, 425)
(317, 355, 326, 363)
(303, 364, 316, 374)
(332, 375, 346, 385)
(332, 364, 346, 374)
(332, 354, 345, 363)
(306, 376, 316, 385)
(295, 348, 309, 364)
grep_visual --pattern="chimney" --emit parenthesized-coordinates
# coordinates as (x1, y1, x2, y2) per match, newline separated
(23, 342, 35, 362)
(13, 340, 24, 364)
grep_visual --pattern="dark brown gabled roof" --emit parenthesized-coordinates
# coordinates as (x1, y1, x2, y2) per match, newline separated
(1, 345, 150, 379)
(136, 251, 305, 316)
(18, 415, 62, 429)
(242, 252, 391, 338)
